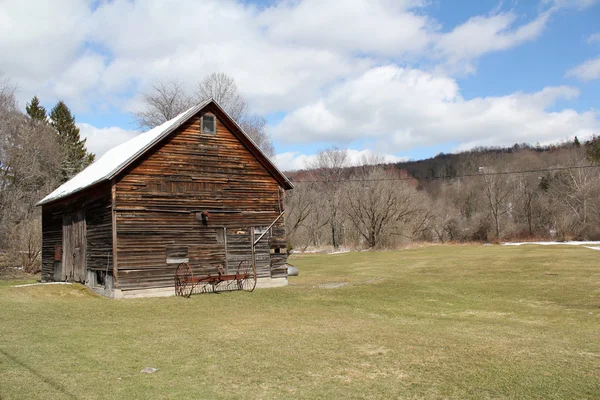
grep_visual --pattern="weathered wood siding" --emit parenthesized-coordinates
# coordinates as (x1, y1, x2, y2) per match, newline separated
(115, 105, 287, 290)
(41, 207, 63, 281)
(85, 192, 113, 271)
(40, 184, 113, 282)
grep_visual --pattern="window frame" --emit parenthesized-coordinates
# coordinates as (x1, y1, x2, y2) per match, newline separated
(200, 113, 217, 134)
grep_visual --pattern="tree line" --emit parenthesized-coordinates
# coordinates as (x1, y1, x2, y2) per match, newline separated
(285, 140, 600, 251)
(0, 75, 94, 272)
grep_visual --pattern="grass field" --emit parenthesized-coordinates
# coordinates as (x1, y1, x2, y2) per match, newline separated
(1, 245, 599, 399)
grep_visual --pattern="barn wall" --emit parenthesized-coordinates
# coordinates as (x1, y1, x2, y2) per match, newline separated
(41, 207, 62, 281)
(85, 191, 113, 271)
(40, 184, 113, 282)
(114, 105, 288, 291)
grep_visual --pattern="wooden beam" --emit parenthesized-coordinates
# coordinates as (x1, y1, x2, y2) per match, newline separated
(250, 227, 256, 271)
(111, 179, 120, 288)
(253, 211, 285, 245)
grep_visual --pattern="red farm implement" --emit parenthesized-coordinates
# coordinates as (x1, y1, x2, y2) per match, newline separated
(174, 260, 257, 297)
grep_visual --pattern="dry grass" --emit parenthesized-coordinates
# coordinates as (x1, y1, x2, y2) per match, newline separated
(1, 245, 599, 399)
(0, 266, 40, 281)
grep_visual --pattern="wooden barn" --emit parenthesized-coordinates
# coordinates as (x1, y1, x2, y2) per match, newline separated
(37, 99, 294, 298)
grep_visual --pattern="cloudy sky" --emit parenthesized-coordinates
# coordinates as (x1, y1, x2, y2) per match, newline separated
(1, 0, 599, 170)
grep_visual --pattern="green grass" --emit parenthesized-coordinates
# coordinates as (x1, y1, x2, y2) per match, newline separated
(1, 245, 599, 399)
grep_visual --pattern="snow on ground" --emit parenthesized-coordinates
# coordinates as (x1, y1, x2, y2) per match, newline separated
(12, 282, 73, 288)
(503, 241, 600, 246)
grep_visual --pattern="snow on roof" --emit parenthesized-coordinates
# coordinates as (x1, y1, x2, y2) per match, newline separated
(37, 100, 211, 205)
(38, 98, 293, 206)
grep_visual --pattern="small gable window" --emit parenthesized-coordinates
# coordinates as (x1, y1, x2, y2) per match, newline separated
(201, 114, 216, 134)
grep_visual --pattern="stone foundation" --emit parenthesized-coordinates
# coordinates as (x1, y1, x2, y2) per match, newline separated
(88, 276, 288, 299)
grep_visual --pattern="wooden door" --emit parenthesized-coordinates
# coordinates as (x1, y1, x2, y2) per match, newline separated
(62, 210, 86, 282)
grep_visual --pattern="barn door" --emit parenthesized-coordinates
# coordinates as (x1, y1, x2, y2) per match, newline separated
(62, 210, 86, 282)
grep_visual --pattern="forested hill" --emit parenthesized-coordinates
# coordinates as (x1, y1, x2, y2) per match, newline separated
(393, 141, 584, 181)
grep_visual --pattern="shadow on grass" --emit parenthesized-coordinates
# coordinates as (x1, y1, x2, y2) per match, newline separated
(0, 348, 78, 399)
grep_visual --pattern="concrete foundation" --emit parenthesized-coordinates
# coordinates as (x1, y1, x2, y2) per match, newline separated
(88, 276, 288, 299)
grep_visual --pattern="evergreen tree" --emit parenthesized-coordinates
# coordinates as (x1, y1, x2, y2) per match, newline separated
(50, 101, 95, 182)
(25, 96, 47, 122)
(574, 136, 581, 148)
(586, 135, 600, 164)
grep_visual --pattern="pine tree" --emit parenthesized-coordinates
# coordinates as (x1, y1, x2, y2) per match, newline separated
(574, 136, 581, 148)
(50, 101, 95, 182)
(586, 135, 600, 164)
(25, 96, 47, 122)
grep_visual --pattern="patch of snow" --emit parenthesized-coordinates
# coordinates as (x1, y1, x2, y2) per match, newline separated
(12, 282, 73, 287)
(503, 241, 600, 246)
(329, 249, 350, 255)
(584, 246, 600, 251)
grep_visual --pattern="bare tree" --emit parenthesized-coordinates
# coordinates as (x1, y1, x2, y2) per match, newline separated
(285, 181, 315, 237)
(284, 181, 332, 250)
(430, 195, 461, 242)
(239, 115, 274, 156)
(133, 80, 194, 130)
(0, 73, 17, 113)
(0, 78, 62, 272)
(308, 147, 349, 249)
(344, 167, 423, 248)
(196, 73, 274, 156)
(196, 72, 247, 121)
(134, 74, 275, 156)
(544, 148, 600, 239)
(479, 161, 514, 240)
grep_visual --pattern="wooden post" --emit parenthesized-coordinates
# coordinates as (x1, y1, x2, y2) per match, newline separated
(111, 179, 120, 288)
(250, 227, 256, 271)
(223, 227, 228, 273)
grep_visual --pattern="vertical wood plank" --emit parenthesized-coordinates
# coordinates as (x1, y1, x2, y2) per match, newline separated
(250, 227, 255, 272)
(111, 180, 120, 288)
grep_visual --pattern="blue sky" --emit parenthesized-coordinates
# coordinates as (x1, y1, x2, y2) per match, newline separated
(1, 0, 599, 169)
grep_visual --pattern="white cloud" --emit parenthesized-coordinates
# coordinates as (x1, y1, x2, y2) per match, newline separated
(82, 0, 378, 114)
(272, 65, 599, 152)
(587, 33, 600, 44)
(259, 0, 434, 58)
(543, 0, 600, 9)
(0, 0, 91, 106)
(78, 123, 139, 157)
(435, 11, 551, 74)
(565, 57, 600, 81)
(0, 0, 570, 114)
(273, 149, 407, 172)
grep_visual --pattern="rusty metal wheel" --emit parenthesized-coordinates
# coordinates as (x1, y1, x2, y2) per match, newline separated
(175, 262, 194, 297)
(236, 260, 257, 292)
